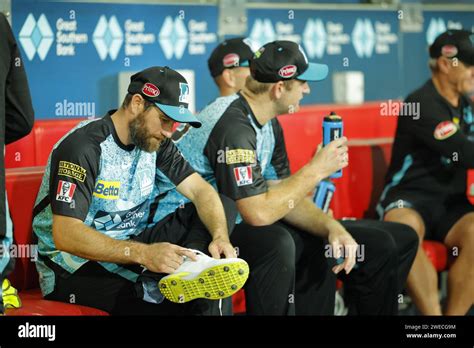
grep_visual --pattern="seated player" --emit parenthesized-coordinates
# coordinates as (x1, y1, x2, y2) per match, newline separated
(166, 39, 418, 315)
(32, 66, 248, 315)
(378, 30, 474, 315)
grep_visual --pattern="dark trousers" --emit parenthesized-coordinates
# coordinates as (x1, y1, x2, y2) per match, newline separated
(45, 194, 237, 315)
(230, 219, 418, 315)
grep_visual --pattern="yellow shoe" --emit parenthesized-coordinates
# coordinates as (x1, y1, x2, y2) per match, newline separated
(158, 249, 249, 304)
(2, 279, 22, 309)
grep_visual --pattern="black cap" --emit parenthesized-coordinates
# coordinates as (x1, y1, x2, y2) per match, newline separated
(208, 37, 256, 77)
(128, 66, 201, 128)
(250, 40, 329, 83)
(429, 29, 474, 66)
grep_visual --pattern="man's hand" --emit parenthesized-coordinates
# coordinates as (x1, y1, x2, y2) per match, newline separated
(327, 222, 358, 275)
(208, 237, 237, 259)
(141, 242, 197, 274)
(310, 137, 348, 180)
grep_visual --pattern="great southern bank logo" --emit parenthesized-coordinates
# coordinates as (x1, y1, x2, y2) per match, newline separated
(19, 14, 54, 61)
(249, 19, 276, 49)
(303, 19, 326, 59)
(93, 15, 123, 61)
(158, 16, 188, 60)
(351, 18, 375, 58)
(426, 18, 447, 45)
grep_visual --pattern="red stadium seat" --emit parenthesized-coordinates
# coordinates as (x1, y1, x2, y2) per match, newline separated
(5, 167, 108, 316)
(5, 132, 36, 168)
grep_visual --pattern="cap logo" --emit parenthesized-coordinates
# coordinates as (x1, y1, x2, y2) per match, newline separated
(223, 53, 240, 67)
(434, 121, 458, 140)
(142, 83, 160, 97)
(441, 45, 458, 58)
(278, 65, 297, 78)
(179, 82, 190, 104)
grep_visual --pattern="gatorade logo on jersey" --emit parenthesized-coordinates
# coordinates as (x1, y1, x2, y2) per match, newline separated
(434, 121, 458, 140)
(142, 83, 160, 97)
(223, 53, 240, 67)
(93, 180, 120, 200)
(234, 166, 253, 186)
(278, 65, 297, 78)
(56, 180, 76, 203)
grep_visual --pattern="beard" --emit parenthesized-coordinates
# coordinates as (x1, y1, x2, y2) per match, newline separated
(129, 111, 161, 153)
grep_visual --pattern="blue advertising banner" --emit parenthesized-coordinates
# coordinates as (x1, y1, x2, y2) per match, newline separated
(10, 1, 474, 119)
(246, 8, 401, 104)
(12, 0, 219, 118)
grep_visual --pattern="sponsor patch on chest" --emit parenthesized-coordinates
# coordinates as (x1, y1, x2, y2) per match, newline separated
(434, 121, 458, 140)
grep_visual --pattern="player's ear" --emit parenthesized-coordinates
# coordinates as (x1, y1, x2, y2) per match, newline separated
(437, 57, 451, 74)
(221, 69, 235, 88)
(130, 94, 144, 116)
(272, 81, 285, 100)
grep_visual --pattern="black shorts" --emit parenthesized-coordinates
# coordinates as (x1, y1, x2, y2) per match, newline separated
(378, 191, 474, 242)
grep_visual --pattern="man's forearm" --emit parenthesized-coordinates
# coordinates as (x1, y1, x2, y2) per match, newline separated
(282, 197, 341, 238)
(257, 164, 325, 224)
(192, 188, 229, 241)
(53, 217, 146, 265)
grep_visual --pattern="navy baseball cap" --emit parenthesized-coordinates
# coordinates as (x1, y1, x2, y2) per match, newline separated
(429, 29, 474, 66)
(250, 41, 329, 83)
(208, 37, 257, 77)
(128, 66, 201, 128)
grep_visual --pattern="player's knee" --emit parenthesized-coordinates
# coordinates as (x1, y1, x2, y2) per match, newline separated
(384, 208, 425, 242)
(397, 223, 419, 253)
(461, 222, 474, 250)
(370, 230, 398, 263)
(266, 225, 296, 267)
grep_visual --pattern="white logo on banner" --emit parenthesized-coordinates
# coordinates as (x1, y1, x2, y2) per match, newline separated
(352, 19, 375, 58)
(19, 14, 54, 61)
(159, 16, 188, 59)
(93, 15, 123, 61)
(303, 19, 327, 59)
(249, 19, 277, 48)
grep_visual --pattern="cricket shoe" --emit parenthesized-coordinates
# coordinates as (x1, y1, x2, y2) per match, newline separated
(158, 249, 249, 303)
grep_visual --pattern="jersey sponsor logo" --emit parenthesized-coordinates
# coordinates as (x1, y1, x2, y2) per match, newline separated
(179, 83, 190, 104)
(92, 201, 147, 232)
(56, 180, 76, 203)
(93, 180, 120, 200)
(441, 45, 458, 58)
(278, 65, 297, 78)
(434, 121, 458, 140)
(142, 83, 160, 97)
(234, 166, 253, 186)
(223, 53, 240, 67)
(226, 149, 256, 164)
(58, 161, 87, 182)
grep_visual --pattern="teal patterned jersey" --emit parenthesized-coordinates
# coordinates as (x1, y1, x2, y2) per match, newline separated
(33, 111, 194, 296)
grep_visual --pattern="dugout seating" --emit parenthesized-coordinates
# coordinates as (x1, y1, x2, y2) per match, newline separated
(4, 102, 459, 315)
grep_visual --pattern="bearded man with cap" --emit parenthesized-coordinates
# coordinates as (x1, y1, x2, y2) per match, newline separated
(32, 66, 249, 315)
(378, 29, 474, 315)
(170, 40, 418, 315)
